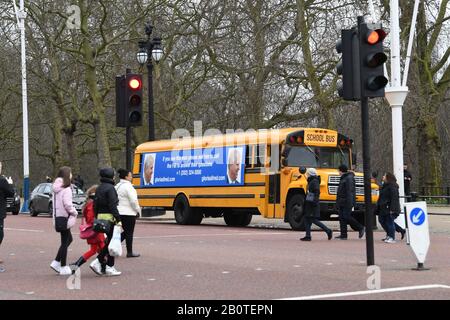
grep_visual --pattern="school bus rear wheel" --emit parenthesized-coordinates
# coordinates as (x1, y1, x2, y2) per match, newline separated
(173, 195, 203, 225)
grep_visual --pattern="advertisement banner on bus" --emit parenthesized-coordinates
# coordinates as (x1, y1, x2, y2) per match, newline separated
(140, 146, 246, 187)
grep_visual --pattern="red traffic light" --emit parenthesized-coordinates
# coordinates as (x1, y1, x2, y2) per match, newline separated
(128, 78, 141, 90)
(365, 29, 387, 45)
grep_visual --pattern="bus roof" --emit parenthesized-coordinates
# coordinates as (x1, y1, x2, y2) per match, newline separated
(135, 127, 339, 153)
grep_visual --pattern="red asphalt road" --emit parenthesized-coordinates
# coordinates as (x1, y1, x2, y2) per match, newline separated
(1, 214, 450, 300)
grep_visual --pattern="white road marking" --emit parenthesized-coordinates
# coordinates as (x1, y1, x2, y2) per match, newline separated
(9, 253, 15, 256)
(147, 278, 156, 281)
(222, 271, 230, 274)
(25, 292, 34, 295)
(5, 228, 44, 233)
(185, 274, 193, 278)
(293, 265, 301, 268)
(255, 268, 263, 271)
(39, 251, 45, 254)
(135, 232, 289, 239)
(112, 282, 118, 285)
(278, 284, 450, 300)
(326, 263, 333, 266)
(391, 260, 398, 262)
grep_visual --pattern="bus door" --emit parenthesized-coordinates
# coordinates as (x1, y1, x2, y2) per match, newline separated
(265, 145, 282, 219)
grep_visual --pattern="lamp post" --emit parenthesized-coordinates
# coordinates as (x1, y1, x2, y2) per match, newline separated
(137, 22, 163, 142)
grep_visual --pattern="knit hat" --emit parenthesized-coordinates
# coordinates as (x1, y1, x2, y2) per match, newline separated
(306, 168, 317, 176)
(99, 167, 115, 179)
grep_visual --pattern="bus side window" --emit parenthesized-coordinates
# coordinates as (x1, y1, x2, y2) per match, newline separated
(138, 154, 142, 174)
(256, 144, 266, 167)
(245, 145, 253, 168)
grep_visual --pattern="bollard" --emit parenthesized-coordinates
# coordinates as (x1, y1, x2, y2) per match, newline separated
(410, 191, 418, 202)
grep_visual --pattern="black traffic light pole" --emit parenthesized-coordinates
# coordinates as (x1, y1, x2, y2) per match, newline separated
(126, 68, 132, 171)
(358, 16, 375, 266)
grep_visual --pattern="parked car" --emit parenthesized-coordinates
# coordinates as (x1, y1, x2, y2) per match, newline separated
(6, 188, 21, 215)
(29, 183, 86, 217)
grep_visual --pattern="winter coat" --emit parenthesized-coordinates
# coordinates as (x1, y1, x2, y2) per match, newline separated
(83, 200, 105, 245)
(52, 177, 78, 229)
(304, 175, 321, 218)
(0, 176, 14, 219)
(336, 172, 356, 210)
(116, 179, 141, 217)
(376, 182, 401, 216)
(94, 177, 121, 223)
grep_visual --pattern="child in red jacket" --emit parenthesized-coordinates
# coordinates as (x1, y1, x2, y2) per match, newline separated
(70, 185, 105, 272)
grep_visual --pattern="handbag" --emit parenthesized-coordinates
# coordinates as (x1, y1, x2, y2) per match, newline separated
(55, 216, 68, 232)
(305, 192, 315, 202)
(79, 217, 96, 239)
(93, 219, 112, 234)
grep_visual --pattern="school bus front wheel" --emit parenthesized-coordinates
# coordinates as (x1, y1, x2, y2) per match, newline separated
(286, 194, 306, 231)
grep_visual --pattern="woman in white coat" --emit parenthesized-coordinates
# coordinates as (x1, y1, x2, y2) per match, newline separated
(116, 169, 142, 258)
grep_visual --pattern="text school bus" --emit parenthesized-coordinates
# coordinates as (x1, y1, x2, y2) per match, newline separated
(132, 128, 379, 230)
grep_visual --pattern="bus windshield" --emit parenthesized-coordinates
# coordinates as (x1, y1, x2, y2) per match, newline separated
(285, 146, 350, 168)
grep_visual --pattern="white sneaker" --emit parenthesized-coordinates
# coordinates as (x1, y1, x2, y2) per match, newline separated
(89, 259, 103, 275)
(59, 266, 72, 276)
(384, 237, 396, 244)
(105, 266, 121, 276)
(50, 260, 61, 274)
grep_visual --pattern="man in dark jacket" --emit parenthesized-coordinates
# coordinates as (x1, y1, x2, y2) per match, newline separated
(403, 164, 412, 201)
(335, 164, 365, 240)
(90, 168, 122, 276)
(0, 162, 15, 272)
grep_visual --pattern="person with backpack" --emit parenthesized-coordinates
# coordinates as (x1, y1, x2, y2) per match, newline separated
(300, 168, 332, 241)
(0, 161, 14, 273)
(375, 172, 401, 244)
(116, 169, 141, 258)
(335, 164, 365, 240)
(89, 168, 122, 276)
(50, 166, 78, 276)
(70, 185, 105, 272)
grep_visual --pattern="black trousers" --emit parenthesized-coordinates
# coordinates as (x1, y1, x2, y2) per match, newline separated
(120, 215, 136, 254)
(0, 217, 4, 245)
(338, 207, 364, 237)
(55, 229, 73, 266)
(97, 224, 115, 270)
(304, 216, 331, 238)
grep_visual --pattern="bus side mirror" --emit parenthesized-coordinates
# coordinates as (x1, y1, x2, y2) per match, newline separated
(299, 167, 307, 174)
(352, 153, 357, 166)
(281, 158, 288, 167)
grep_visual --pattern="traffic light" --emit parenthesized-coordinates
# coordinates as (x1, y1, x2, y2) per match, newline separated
(336, 29, 360, 101)
(358, 22, 388, 98)
(125, 73, 143, 127)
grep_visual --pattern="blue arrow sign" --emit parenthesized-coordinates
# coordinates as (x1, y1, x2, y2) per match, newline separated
(410, 208, 426, 226)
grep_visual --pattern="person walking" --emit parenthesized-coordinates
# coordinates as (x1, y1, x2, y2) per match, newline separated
(0, 162, 14, 273)
(300, 168, 332, 241)
(335, 164, 365, 240)
(89, 168, 122, 276)
(403, 164, 412, 201)
(375, 172, 401, 244)
(116, 169, 141, 258)
(50, 166, 78, 276)
(70, 185, 105, 272)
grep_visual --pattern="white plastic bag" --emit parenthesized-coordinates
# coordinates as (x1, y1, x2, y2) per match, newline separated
(108, 225, 123, 257)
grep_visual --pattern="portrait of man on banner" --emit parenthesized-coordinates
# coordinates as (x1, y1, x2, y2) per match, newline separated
(226, 147, 243, 185)
(142, 153, 156, 186)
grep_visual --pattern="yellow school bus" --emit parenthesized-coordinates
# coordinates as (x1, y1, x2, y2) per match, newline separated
(132, 128, 379, 230)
